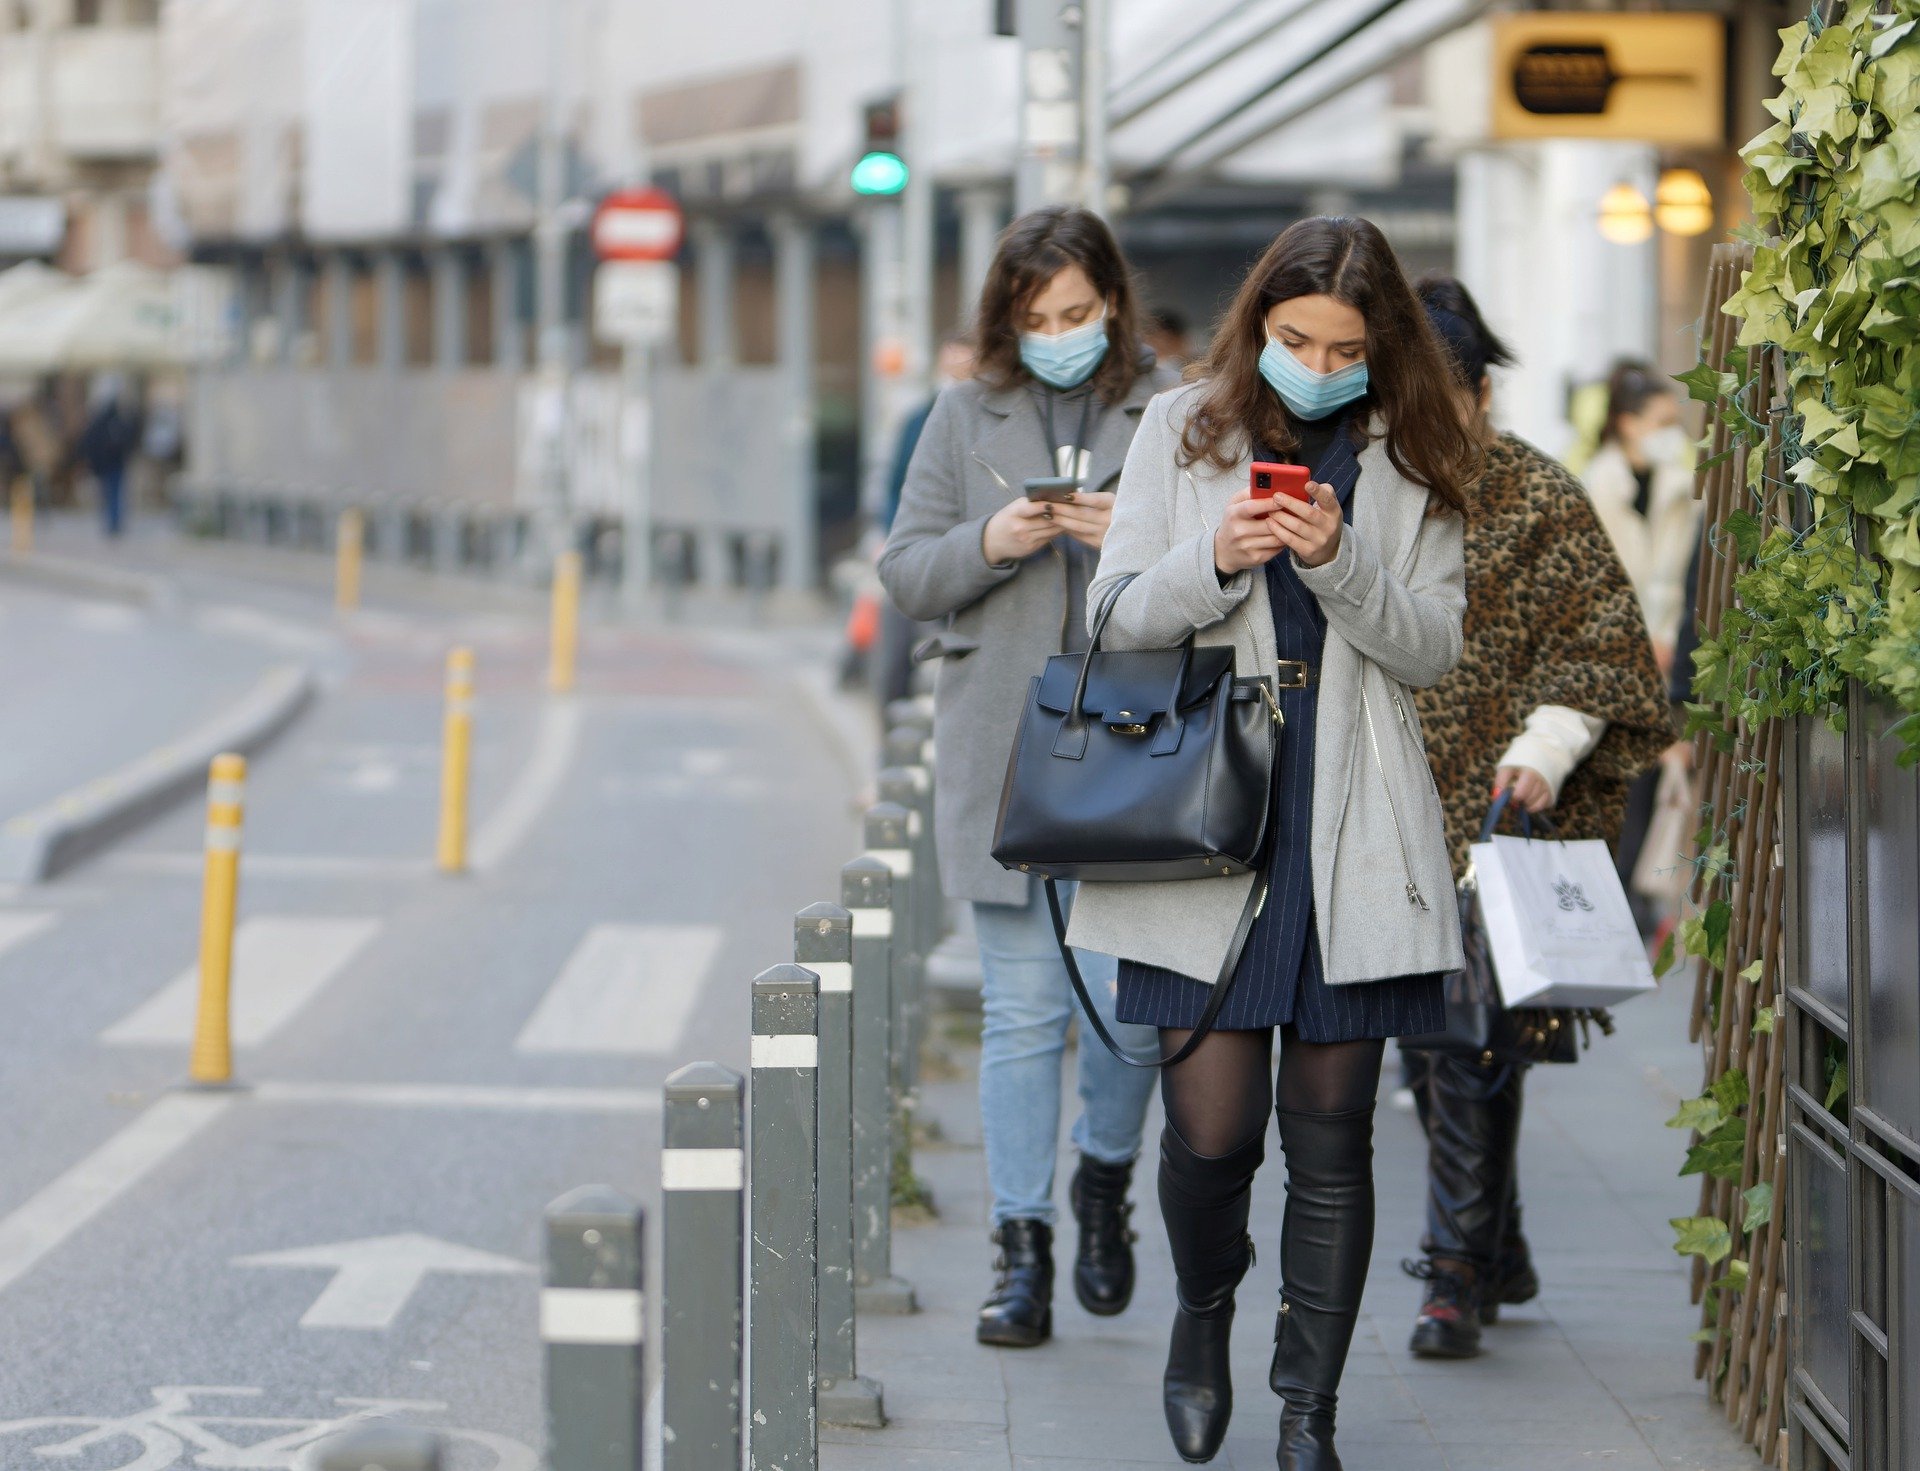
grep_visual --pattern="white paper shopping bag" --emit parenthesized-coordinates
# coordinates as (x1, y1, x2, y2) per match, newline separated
(1471, 834, 1657, 1009)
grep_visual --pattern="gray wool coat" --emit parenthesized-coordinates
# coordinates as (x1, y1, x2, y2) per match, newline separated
(878, 366, 1176, 906)
(1066, 382, 1469, 986)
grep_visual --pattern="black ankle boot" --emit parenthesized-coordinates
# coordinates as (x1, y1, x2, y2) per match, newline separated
(1159, 1127, 1264, 1463)
(1405, 1257, 1483, 1358)
(1268, 1106, 1374, 1471)
(1069, 1155, 1138, 1317)
(977, 1219, 1053, 1347)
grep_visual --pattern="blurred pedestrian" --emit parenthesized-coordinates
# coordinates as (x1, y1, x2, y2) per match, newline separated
(79, 375, 142, 539)
(871, 332, 978, 706)
(1145, 306, 1194, 373)
(1068, 215, 1479, 1468)
(1583, 360, 1699, 920)
(1584, 359, 1697, 672)
(879, 206, 1173, 1349)
(1399, 277, 1671, 1359)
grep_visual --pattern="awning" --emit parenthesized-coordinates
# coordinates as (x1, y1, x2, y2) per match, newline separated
(0, 262, 224, 373)
(1111, 0, 1493, 202)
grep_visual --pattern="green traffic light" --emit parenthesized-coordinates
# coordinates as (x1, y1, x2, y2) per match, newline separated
(851, 151, 910, 196)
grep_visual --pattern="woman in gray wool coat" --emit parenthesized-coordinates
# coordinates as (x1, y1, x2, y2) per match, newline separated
(1067, 216, 1480, 1469)
(879, 207, 1177, 1351)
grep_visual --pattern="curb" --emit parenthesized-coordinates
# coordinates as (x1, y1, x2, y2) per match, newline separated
(0, 662, 316, 884)
(0, 550, 178, 611)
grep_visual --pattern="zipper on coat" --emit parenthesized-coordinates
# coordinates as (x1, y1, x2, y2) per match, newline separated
(1362, 683, 1429, 911)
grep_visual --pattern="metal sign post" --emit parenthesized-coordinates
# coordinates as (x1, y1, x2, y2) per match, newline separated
(592, 188, 684, 609)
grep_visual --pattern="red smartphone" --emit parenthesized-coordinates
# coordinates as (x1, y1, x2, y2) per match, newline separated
(1250, 461, 1311, 503)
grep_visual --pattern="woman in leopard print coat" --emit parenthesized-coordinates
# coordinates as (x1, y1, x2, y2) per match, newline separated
(1402, 277, 1674, 1360)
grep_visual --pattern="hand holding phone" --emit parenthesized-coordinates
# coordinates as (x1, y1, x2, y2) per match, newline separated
(1250, 461, 1311, 504)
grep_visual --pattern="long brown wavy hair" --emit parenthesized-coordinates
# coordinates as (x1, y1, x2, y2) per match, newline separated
(1179, 216, 1479, 515)
(973, 206, 1146, 406)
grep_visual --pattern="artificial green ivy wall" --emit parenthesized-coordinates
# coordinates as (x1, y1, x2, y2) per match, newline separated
(1691, 0, 1920, 751)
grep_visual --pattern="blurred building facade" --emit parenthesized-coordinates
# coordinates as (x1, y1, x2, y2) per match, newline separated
(0, 0, 169, 271)
(147, 0, 1790, 590)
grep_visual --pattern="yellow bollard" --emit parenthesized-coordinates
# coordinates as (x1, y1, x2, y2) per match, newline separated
(437, 647, 475, 873)
(9, 478, 30, 555)
(189, 753, 247, 1086)
(335, 508, 364, 612)
(548, 549, 581, 694)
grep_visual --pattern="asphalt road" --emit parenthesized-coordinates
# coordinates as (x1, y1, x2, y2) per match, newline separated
(0, 580, 289, 824)
(0, 551, 861, 1468)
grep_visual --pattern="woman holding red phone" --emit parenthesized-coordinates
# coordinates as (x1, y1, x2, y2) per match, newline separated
(1066, 217, 1480, 1468)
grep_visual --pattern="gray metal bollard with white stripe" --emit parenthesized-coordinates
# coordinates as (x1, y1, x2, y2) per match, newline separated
(662, 1061, 745, 1471)
(841, 855, 917, 1316)
(544, 1185, 646, 1471)
(796, 904, 885, 1428)
(862, 801, 918, 1092)
(312, 1426, 443, 1470)
(882, 724, 928, 770)
(749, 964, 819, 1471)
(877, 763, 944, 1055)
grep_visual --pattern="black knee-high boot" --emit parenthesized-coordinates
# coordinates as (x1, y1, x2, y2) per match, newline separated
(1270, 1105, 1374, 1471)
(1158, 1124, 1264, 1464)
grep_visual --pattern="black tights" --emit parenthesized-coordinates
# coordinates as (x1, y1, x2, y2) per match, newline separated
(1159, 1024, 1385, 1157)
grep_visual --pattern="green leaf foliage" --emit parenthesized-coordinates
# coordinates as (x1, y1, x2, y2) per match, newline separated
(1743, 1183, 1775, 1233)
(1671, 1215, 1736, 1267)
(1706, 6, 1920, 763)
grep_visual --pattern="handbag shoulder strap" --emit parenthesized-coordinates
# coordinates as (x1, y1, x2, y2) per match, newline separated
(1045, 876, 1264, 1069)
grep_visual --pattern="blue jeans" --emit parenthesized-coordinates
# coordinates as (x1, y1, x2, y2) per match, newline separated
(973, 885, 1158, 1226)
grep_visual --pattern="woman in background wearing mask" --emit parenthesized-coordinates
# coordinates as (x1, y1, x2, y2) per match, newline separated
(1400, 277, 1671, 1360)
(881, 207, 1175, 1349)
(1070, 216, 1477, 1468)
(1582, 360, 1697, 674)
(1581, 360, 1699, 919)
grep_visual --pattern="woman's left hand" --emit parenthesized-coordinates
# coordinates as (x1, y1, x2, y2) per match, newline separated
(1267, 481, 1343, 569)
(1048, 489, 1115, 552)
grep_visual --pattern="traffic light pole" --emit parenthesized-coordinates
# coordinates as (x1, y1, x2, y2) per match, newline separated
(1014, 0, 1085, 214)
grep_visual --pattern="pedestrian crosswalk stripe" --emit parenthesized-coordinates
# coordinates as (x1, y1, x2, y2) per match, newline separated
(0, 911, 55, 964)
(100, 916, 380, 1048)
(514, 924, 722, 1057)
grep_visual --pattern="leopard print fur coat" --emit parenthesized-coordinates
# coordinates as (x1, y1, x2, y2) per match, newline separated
(1413, 432, 1676, 877)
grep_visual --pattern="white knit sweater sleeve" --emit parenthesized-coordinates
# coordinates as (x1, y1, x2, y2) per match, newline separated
(1495, 705, 1608, 805)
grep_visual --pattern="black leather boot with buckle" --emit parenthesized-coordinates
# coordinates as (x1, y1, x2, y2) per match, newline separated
(1159, 1127, 1265, 1463)
(1069, 1155, 1139, 1317)
(977, 1219, 1053, 1348)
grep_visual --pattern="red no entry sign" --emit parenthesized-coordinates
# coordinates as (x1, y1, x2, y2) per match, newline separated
(592, 187, 685, 262)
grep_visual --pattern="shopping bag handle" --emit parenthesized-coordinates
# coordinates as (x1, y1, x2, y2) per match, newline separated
(1478, 788, 1563, 845)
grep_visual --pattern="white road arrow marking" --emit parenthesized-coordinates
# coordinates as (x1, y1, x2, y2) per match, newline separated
(233, 1233, 532, 1330)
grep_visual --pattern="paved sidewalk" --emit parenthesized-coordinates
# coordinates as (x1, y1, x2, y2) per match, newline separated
(827, 968, 1757, 1471)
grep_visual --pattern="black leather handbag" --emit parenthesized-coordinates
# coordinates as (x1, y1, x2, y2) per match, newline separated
(991, 576, 1280, 1068)
(1401, 793, 1587, 1068)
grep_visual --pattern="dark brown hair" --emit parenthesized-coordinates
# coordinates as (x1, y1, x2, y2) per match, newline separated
(1179, 216, 1479, 515)
(1415, 273, 1517, 392)
(973, 205, 1145, 405)
(1600, 358, 1674, 445)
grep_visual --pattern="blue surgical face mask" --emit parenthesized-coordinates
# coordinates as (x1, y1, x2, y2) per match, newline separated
(1259, 335, 1370, 420)
(1020, 310, 1110, 389)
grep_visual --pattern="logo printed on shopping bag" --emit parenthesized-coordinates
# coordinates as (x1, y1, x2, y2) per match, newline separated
(1552, 875, 1596, 912)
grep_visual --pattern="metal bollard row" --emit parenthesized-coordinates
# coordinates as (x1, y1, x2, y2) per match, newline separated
(539, 701, 951, 1469)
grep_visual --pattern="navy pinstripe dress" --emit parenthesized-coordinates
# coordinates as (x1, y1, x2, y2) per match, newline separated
(1113, 412, 1448, 1041)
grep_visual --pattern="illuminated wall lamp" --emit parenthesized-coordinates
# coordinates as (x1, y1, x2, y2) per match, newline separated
(1598, 181, 1654, 245)
(1654, 167, 1715, 236)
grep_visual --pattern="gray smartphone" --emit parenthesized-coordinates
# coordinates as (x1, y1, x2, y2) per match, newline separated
(1022, 476, 1080, 504)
